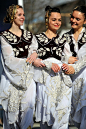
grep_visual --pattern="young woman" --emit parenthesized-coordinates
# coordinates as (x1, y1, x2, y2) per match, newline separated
(60, 5, 86, 129)
(33, 6, 72, 129)
(0, 41, 3, 127)
(0, 4, 38, 129)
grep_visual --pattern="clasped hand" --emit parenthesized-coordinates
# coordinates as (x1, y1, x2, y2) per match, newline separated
(62, 63, 75, 74)
(26, 52, 38, 64)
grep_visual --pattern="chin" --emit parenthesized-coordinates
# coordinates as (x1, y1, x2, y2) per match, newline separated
(71, 25, 77, 29)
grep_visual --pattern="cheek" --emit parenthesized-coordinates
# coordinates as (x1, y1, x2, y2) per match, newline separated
(49, 21, 53, 25)
(78, 21, 84, 26)
(59, 22, 61, 26)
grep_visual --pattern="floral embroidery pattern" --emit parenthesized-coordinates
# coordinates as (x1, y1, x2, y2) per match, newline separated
(3, 31, 17, 43)
(2, 30, 32, 44)
(1, 30, 33, 58)
(73, 78, 84, 107)
(59, 29, 86, 46)
(36, 33, 48, 44)
(23, 30, 32, 40)
(4, 63, 34, 112)
(36, 33, 64, 60)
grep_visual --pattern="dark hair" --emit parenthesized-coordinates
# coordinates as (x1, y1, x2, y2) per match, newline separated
(4, 4, 23, 23)
(45, 5, 61, 29)
(45, 5, 60, 16)
(73, 6, 86, 19)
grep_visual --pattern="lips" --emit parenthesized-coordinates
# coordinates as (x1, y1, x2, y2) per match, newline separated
(71, 22, 78, 26)
(54, 25, 59, 27)
(20, 19, 24, 23)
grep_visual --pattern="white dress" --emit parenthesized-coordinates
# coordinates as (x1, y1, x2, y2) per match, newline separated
(0, 29, 38, 129)
(34, 33, 72, 129)
(61, 27, 86, 129)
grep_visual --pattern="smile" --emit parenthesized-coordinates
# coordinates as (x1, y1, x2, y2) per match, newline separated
(54, 25, 59, 27)
(71, 23, 78, 26)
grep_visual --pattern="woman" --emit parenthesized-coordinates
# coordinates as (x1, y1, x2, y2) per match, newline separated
(33, 6, 73, 129)
(0, 40, 3, 127)
(0, 4, 38, 129)
(60, 6, 86, 129)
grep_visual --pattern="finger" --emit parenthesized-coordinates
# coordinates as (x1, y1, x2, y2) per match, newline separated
(53, 67, 60, 73)
(40, 64, 45, 67)
(62, 65, 68, 71)
(52, 67, 56, 72)
(75, 59, 78, 61)
(75, 57, 78, 59)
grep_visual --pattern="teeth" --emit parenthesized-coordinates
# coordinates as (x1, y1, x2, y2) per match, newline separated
(72, 23, 76, 25)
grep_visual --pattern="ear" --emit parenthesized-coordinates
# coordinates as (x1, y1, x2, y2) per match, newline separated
(84, 19, 86, 24)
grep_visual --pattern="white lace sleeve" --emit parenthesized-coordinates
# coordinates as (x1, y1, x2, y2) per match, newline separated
(71, 56, 86, 74)
(0, 37, 3, 78)
(62, 43, 72, 63)
(1, 36, 34, 90)
(42, 60, 52, 70)
(28, 35, 38, 56)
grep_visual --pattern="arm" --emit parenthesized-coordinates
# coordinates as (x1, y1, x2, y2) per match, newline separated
(28, 35, 38, 56)
(42, 60, 60, 73)
(1, 36, 34, 90)
(26, 35, 38, 64)
(34, 59, 60, 73)
(62, 42, 78, 64)
(72, 56, 86, 74)
(62, 55, 86, 75)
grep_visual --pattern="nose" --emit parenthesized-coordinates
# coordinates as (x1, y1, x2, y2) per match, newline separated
(56, 20, 61, 24)
(72, 18, 76, 22)
(22, 15, 25, 20)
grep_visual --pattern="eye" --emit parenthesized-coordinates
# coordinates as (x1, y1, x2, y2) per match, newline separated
(76, 18, 80, 21)
(58, 19, 61, 21)
(52, 19, 56, 21)
(18, 13, 21, 16)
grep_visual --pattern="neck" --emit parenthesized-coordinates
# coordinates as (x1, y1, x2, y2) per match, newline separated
(74, 27, 83, 34)
(73, 27, 83, 41)
(9, 23, 21, 33)
(9, 23, 22, 37)
(45, 29, 57, 39)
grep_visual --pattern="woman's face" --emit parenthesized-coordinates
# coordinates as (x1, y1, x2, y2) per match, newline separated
(48, 12, 61, 32)
(13, 8, 25, 26)
(70, 10, 86, 30)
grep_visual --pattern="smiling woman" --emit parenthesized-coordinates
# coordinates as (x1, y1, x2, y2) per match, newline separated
(0, 4, 38, 129)
(33, 5, 73, 129)
(59, 5, 86, 129)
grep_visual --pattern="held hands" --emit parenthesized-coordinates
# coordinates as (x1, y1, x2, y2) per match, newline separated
(62, 63, 75, 74)
(26, 52, 38, 64)
(68, 56, 78, 64)
(33, 59, 45, 67)
(51, 63, 60, 73)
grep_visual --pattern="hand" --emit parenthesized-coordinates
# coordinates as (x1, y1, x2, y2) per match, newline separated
(68, 56, 78, 64)
(51, 63, 60, 73)
(62, 64, 75, 74)
(26, 52, 38, 64)
(62, 63, 69, 71)
(33, 59, 45, 67)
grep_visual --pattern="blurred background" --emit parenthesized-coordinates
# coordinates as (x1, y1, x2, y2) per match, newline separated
(0, 0, 86, 35)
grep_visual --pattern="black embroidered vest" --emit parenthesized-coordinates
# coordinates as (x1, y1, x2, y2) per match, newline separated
(1, 29, 33, 58)
(35, 33, 64, 60)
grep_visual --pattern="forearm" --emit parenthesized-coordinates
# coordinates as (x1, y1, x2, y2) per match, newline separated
(71, 56, 86, 74)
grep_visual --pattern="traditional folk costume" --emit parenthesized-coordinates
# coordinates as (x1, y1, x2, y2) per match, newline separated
(61, 27, 86, 129)
(0, 29, 38, 129)
(34, 32, 73, 129)
(0, 42, 3, 126)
